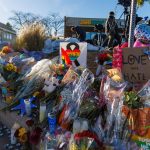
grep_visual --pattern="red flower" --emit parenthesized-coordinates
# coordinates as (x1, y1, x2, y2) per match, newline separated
(34, 127, 42, 133)
(29, 127, 42, 145)
(98, 53, 110, 64)
(26, 119, 34, 127)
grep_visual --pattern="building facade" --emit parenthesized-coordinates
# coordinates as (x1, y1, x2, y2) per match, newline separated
(0, 22, 16, 43)
(64, 16, 125, 39)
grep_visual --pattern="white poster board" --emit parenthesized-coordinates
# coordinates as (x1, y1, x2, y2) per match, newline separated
(60, 42, 87, 67)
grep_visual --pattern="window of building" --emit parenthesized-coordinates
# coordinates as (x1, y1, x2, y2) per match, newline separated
(9, 34, 12, 40)
(7, 33, 10, 39)
(3, 33, 7, 39)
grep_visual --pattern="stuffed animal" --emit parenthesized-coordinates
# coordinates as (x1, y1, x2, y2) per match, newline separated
(43, 75, 61, 94)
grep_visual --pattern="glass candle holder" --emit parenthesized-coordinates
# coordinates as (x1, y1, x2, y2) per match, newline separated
(24, 99, 31, 116)
(39, 102, 46, 123)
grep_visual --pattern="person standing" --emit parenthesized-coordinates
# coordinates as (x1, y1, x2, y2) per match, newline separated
(93, 24, 106, 46)
(71, 26, 86, 42)
(102, 11, 121, 48)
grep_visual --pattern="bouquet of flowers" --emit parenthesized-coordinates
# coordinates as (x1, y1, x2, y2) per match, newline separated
(14, 119, 43, 150)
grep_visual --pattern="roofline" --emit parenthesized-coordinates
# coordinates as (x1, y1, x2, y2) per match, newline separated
(0, 27, 16, 35)
(65, 16, 106, 20)
(64, 16, 124, 21)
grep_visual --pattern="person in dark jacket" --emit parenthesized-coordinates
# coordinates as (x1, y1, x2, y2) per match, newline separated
(93, 24, 107, 46)
(71, 26, 86, 42)
(102, 11, 121, 48)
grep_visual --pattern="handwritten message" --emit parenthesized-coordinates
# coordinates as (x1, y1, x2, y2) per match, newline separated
(122, 47, 150, 83)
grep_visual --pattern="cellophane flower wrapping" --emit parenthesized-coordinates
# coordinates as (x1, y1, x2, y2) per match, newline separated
(14, 59, 54, 100)
(93, 69, 138, 149)
(61, 68, 94, 123)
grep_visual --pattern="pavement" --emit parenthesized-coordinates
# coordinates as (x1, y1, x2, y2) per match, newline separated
(0, 123, 10, 150)
(0, 123, 22, 150)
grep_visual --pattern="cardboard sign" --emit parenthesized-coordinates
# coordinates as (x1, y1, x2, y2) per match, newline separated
(122, 47, 150, 83)
(60, 42, 87, 67)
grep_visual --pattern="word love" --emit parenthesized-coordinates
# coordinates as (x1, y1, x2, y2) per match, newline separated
(123, 54, 148, 65)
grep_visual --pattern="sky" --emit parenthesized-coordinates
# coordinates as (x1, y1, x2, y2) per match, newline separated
(0, 0, 149, 24)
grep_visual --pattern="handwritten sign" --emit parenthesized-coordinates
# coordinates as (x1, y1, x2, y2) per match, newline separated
(122, 47, 150, 83)
(60, 42, 87, 67)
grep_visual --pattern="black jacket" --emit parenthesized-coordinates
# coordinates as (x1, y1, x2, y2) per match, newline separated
(74, 26, 86, 42)
(105, 17, 118, 35)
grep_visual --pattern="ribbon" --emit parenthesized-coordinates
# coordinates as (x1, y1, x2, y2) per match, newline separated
(61, 48, 72, 65)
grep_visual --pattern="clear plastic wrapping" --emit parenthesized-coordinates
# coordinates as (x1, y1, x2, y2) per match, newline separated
(62, 68, 94, 123)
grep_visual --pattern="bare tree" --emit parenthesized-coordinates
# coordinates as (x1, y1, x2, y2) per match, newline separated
(48, 13, 64, 36)
(41, 17, 53, 37)
(9, 11, 41, 31)
(9, 11, 64, 36)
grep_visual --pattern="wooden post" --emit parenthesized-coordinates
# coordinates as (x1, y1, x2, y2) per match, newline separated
(128, 0, 137, 47)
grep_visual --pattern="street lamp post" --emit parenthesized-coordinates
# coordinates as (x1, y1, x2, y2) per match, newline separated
(128, 0, 137, 47)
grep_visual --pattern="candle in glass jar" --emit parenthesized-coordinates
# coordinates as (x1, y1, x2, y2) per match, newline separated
(24, 99, 31, 116)
(39, 102, 46, 123)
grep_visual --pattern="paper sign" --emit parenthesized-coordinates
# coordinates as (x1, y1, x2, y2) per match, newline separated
(60, 42, 87, 67)
(122, 47, 150, 83)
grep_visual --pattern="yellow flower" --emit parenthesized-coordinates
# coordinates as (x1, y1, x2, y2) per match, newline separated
(5, 63, 17, 72)
(13, 67, 17, 72)
(70, 143, 78, 150)
(111, 75, 122, 82)
(33, 91, 40, 97)
(18, 128, 27, 137)
(19, 133, 28, 143)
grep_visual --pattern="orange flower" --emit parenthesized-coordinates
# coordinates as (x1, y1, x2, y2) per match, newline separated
(1, 46, 12, 54)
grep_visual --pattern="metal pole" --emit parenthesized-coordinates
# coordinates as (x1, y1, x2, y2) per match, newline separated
(128, 0, 137, 47)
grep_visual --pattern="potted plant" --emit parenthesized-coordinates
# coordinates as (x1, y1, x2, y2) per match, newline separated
(122, 91, 150, 138)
